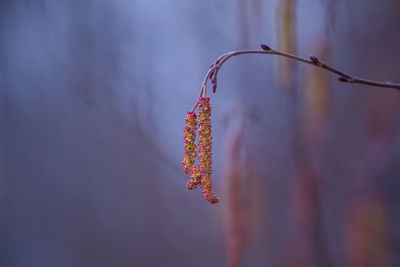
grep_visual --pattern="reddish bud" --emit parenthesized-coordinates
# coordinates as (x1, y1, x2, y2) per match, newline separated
(260, 44, 271, 51)
(310, 55, 321, 66)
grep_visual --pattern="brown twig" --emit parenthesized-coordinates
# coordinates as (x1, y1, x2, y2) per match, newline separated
(192, 44, 400, 109)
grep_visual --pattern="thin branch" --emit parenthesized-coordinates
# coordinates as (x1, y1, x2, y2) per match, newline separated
(193, 44, 400, 107)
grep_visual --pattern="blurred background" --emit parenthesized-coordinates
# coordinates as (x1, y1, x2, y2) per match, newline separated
(1, 0, 400, 266)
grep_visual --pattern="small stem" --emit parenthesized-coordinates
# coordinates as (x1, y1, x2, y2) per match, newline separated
(200, 85, 205, 98)
(191, 85, 206, 112)
(191, 100, 198, 113)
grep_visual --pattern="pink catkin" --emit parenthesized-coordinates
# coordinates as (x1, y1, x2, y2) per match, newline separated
(187, 166, 201, 190)
(183, 111, 197, 175)
(198, 97, 219, 204)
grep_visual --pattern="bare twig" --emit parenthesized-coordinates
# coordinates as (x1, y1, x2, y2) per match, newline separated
(192, 44, 400, 110)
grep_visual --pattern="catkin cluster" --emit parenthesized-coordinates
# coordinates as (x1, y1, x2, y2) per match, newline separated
(183, 97, 219, 204)
(198, 97, 218, 204)
(183, 111, 197, 174)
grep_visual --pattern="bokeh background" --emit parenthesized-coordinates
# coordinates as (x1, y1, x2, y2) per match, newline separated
(1, 0, 400, 266)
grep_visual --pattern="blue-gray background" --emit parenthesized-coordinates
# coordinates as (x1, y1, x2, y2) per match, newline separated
(1, 0, 400, 266)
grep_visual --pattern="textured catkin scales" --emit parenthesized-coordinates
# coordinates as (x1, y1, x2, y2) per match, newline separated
(187, 166, 201, 190)
(183, 111, 197, 174)
(198, 97, 219, 204)
(183, 98, 218, 204)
